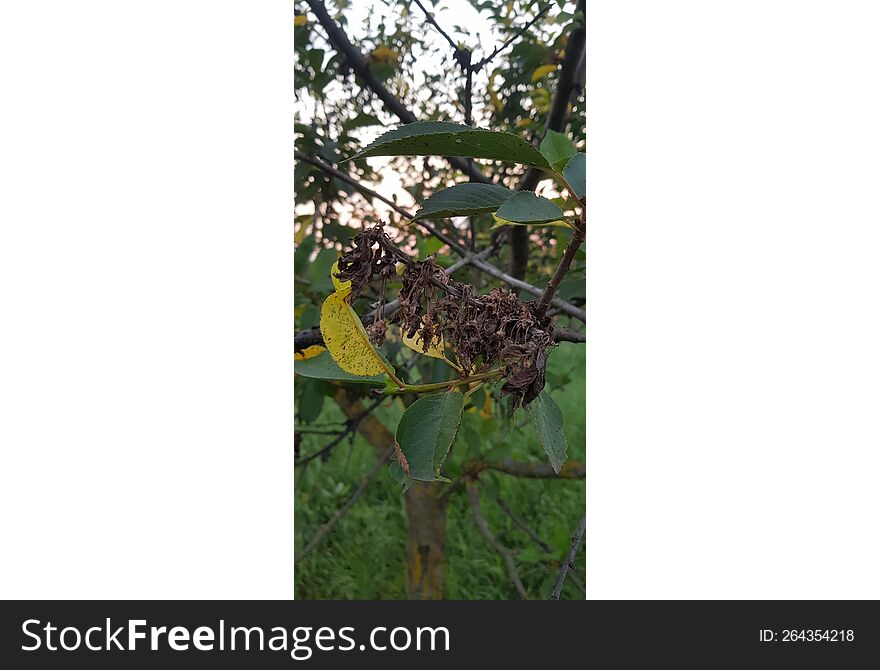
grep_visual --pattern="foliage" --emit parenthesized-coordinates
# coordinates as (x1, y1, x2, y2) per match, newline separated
(294, 0, 585, 600)
(294, 346, 585, 599)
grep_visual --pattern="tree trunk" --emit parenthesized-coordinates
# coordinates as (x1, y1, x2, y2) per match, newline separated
(332, 388, 448, 599)
(404, 481, 447, 600)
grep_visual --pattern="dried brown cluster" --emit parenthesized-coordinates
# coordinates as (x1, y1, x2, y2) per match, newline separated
(336, 224, 555, 407)
(334, 223, 399, 299)
(334, 223, 401, 345)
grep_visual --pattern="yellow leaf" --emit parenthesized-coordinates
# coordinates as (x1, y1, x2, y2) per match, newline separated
(330, 259, 351, 292)
(515, 118, 532, 128)
(531, 64, 557, 82)
(294, 15, 307, 27)
(530, 87, 550, 101)
(319, 287, 386, 376)
(487, 71, 502, 114)
(369, 45, 398, 65)
(294, 345, 325, 361)
(294, 219, 311, 244)
(401, 328, 445, 360)
(479, 388, 492, 419)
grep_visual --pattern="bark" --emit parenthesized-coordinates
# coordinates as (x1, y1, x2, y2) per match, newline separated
(509, 0, 586, 279)
(404, 481, 447, 600)
(332, 388, 448, 599)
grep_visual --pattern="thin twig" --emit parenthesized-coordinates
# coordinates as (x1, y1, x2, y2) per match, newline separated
(474, 3, 553, 71)
(467, 252, 586, 322)
(295, 396, 386, 467)
(294, 428, 347, 435)
(554, 327, 585, 343)
(295, 151, 467, 256)
(549, 515, 586, 600)
(493, 496, 585, 595)
(534, 224, 585, 318)
(296, 446, 395, 563)
(302, 0, 490, 184)
(466, 481, 529, 599)
(483, 458, 585, 479)
(295, 150, 586, 323)
(510, 0, 586, 278)
(494, 497, 553, 554)
(412, 0, 459, 52)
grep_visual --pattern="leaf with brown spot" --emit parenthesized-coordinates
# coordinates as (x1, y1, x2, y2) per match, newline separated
(319, 287, 389, 377)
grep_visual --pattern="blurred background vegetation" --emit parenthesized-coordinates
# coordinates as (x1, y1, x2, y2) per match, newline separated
(295, 0, 585, 599)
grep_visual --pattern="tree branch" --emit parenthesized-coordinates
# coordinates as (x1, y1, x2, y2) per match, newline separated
(553, 327, 585, 344)
(474, 3, 553, 71)
(493, 495, 585, 596)
(303, 0, 490, 184)
(295, 151, 467, 255)
(549, 514, 586, 600)
(484, 458, 585, 479)
(466, 253, 586, 322)
(510, 0, 586, 278)
(412, 0, 458, 52)
(534, 225, 584, 318)
(294, 150, 586, 323)
(494, 497, 552, 554)
(295, 395, 386, 467)
(466, 482, 529, 599)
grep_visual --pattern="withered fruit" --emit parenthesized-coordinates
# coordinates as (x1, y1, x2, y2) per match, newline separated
(337, 223, 556, 407)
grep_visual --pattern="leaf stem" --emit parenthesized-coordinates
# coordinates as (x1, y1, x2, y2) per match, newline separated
(536, 166, 582, 215)
(379, 368, 503, 396)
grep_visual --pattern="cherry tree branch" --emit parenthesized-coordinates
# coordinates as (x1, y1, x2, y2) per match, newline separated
(474, 3, 553, 71)
(467, 481, 529, 599)
(295, 396, 387, 467)
(534, 224, 585, 318)
(510, 0, 586, 278)
(412, 0, 459, 52)
(484, 458, 585, 479)
(549, 515, 586, 600)
(295, 151, 466, 255)
(493, 495, 585, 595)
(295, 150, 586, 323)
(302, 0, 490, 184)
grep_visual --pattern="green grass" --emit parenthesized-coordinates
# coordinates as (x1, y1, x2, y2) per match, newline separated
(295, 344, 585, 600)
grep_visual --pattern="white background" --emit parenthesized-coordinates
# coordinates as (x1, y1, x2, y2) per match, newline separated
(0, 1, 293, 598)
(1, 0, 878, 599)
(586, 0, 880, 598)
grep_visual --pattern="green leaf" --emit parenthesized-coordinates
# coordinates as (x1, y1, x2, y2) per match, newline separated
(525, 392, 568, 474)
(344, 122, 550, 168)
(418, 235, 444, 257)
(297, 378, 325, 424)
(563, 152, 585, 200)
(308, 248, 337, 293)
(395, 391, 464, 481)
(539, 130, 577, 172)
(495, 191, 565, 225)
(412, 183, 516, 220)
(342, 112, 383, 131)
(293, 236, 315, 274)
(294, 350, 386, 386)
(305, 48, 324, 73)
